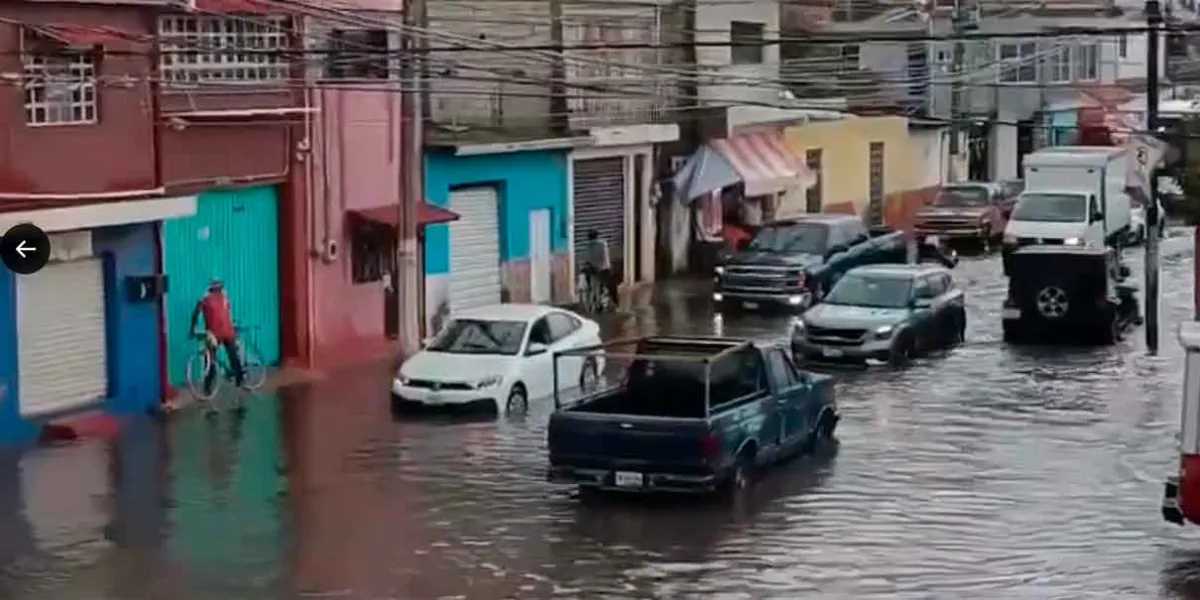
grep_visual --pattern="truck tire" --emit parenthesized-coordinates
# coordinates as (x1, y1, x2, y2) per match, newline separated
(723, 445, 756, 495)
(1002, 322, 1025, 344)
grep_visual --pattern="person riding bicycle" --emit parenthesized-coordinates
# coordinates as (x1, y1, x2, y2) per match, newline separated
(190, 279, 245, 393)
(584, 229, 619, 309)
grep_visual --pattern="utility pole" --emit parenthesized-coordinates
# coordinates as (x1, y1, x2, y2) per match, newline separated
(947, 0, 970, 182)
(398, 0, 425, 356)
(1146, 0, 1162, 352)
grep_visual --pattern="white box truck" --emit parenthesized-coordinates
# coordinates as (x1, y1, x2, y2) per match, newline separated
(1003, 146, 1132, 251)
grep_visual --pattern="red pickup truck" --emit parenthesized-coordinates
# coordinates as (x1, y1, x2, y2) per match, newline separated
(913, 181, 1022, 248)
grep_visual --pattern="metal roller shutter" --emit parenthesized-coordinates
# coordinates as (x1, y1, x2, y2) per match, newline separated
(449, 187, 503, 312)
(572, 157, 626, 279)
(17, 259, 108, 417)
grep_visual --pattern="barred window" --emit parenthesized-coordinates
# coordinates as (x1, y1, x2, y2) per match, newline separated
(23, 32, 97, 126)
(158, 15, 289, 84)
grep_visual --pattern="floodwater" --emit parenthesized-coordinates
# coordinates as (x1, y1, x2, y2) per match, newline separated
(4, 233, 1200, 599)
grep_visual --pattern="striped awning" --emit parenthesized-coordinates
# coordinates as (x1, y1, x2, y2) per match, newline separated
(711, 132, 814, 197)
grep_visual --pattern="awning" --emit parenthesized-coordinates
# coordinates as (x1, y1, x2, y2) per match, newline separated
(28, 24, 139, 48)
(672, 132, 815, 202)
(349, 204, 460, 228)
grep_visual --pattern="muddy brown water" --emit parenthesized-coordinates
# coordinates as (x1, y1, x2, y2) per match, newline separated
(3, 232, 1200, 599)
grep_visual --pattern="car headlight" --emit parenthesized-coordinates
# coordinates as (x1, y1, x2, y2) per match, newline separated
(396, 374, 411, 385)
(1062, 237, 1081, 246)
(475, 375, 503, 389)
(873, 325, 894, 339)
(791, 319, 806, 335)
(714, 265, 725, 276)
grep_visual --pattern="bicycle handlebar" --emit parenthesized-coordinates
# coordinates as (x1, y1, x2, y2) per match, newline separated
(193, 324, 258, 340)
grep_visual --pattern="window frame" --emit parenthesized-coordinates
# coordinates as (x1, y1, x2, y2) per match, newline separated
(325, 28, 391, 80)
(349, 220, 396, 285)
(997, 41, 1038, 83)
(730, 21, 765, 65)
(157, 15, 290, 85)
(546, 312, 581, 343)
(1048, 43, 1072, 83)
(1074, 40, 1100, 81)
(22, 30, 98, 127)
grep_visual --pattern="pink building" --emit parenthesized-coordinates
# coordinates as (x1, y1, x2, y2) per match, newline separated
(300, 14, 455, 369)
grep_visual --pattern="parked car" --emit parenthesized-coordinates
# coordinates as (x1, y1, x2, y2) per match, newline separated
(712, 214, 909, 313)
(913, 181, 1020, 247)
(391, 304, 604, 414)
(1001, 245, 1141, 345)
(546, 336, 839, 495)
(791, 264, 966, 365)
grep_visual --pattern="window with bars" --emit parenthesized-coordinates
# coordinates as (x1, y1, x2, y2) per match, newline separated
(22, 32, 97, 126)
(158, 15, 289, 84)
(805, 149, 823, 213)
(997, 41, 1038, 83)
(730, 21, 764, 65)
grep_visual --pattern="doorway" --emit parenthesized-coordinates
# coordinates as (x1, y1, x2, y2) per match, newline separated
(633, 154, 646, 282)
(1016, 119, 1036, 175)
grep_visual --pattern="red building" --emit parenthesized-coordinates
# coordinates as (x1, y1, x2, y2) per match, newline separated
(0, 0, 310, 437)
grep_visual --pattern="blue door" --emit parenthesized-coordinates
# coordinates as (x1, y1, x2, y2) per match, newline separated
(162, 186, 281, 387)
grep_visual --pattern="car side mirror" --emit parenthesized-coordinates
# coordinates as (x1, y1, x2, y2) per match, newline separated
(912, 297, 933, 309)
(526, 342, 548, 356)
(1091, 210, 1104, 223)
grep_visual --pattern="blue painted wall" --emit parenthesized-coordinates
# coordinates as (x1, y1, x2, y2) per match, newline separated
(93, 223, 162, 414)
(424, 149, 570, 275)
(0, 222, 161, 445)
(1045, 109, 1080, 146)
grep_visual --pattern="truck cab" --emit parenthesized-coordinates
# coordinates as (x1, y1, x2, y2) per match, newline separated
(1003, 146, 1132, 255)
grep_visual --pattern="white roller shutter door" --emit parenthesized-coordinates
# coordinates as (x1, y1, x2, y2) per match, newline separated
(449, 187, 502, 312)
(572, 157, 627, 279)
(17, 259, 109, 417)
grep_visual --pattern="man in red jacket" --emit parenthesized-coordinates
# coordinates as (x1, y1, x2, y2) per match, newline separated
(190, 279, 244, 395)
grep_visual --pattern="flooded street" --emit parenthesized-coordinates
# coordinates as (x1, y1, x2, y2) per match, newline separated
(6, 233, 1200, 599)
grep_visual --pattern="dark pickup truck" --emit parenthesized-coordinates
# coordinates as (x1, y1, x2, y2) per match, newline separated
(713, 214, 911, 312)
(546, 336, 839, 495)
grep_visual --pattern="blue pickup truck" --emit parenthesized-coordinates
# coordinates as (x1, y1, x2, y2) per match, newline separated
(714, 215, 934, 313)
(546, 336, 839, 495)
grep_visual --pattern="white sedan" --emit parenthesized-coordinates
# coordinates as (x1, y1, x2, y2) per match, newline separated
(391, 304, 604, 414)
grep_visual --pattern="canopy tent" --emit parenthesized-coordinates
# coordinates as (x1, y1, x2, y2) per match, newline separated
(673, 131, 815, 202)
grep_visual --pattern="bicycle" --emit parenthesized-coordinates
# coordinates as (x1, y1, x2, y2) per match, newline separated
(576, 267, 610, 314)
(185, 325, 267, 402)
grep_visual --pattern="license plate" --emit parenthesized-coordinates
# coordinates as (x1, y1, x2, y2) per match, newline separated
(1001, 308, 1021, 319)
(614, 471, 644, 487)
(822, 348, 844, 358)
(425, 393, 443, 404)
(742, 301, 760, 309)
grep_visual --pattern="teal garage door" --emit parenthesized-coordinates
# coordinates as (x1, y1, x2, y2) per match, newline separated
(163, 186, 281, 387)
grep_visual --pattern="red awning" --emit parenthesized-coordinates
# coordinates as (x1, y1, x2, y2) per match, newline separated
(710, 132, 816, 197)
(349, 204, 460, 228)
(29, 24, 134, 48)
(193, 0, 283, 14)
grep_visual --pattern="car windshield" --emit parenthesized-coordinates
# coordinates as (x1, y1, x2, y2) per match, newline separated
(823, 274, 912, 309)
(744, 223, 827, 254)
(933, 186, 989, 207)
(426, 318, 527, 355)
(1011, 193, 1086, 223)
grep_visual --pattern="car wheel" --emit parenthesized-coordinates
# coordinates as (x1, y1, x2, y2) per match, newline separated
(724, 447, 756, 495)
(888, 331, 915, 366)
(505, 384, 528, 415)
(579, 359, 599, 392)
(949, 313, 966, 346)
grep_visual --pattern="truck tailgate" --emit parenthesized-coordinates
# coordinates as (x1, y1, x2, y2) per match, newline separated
(547, 412, 713, 474)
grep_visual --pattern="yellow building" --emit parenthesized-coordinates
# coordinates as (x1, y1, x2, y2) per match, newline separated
(783, 115, 916, 222)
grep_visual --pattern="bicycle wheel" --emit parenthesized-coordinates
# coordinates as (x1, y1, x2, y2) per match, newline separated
(186, 349, 220, 401)
(239, 342, 267, 390)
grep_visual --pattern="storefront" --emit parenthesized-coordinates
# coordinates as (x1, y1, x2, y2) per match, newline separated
(569, 124, 676, 291)
(161, 186, 282, 388)
(424, 143, 573, 333)
(671, 130, 813, 271)
(0, 196, 194, 444)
